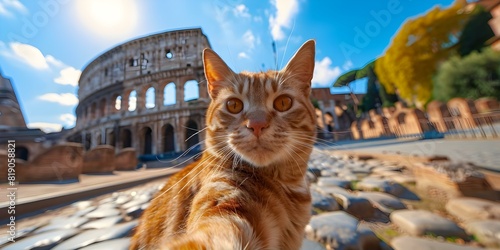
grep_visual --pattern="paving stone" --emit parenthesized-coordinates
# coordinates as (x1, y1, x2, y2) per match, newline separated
(85, 207, 121, 219)
(357, 192, 406, 214)
(126, 205, 145, 218)
(71, 206, 97, 218)
(81, 216, 123, 229)
(79, 238, 131, 250)
(122, 198, 149, 210)
(53, 221, 137, 250)
(333, 192, 375, 220)
(391, 236, 484, 250)
(387, 174, 416, 185)
(446, 197, 500, 222)
(317, 177, 351, 188)
(311, 190, 339, 212)
(114, 195, 131, 205)
(356, 178, 404, 196)
(357, 224, 382, 250)
(320, 169, 338, 177)
(72, 200, 93, 209)
(390, 210, 468, 238)
(3, 229, 79, 250)
(36, 216, 89, 233)
(337, 171, 358, 181)
(314, 185, 351, 197)
(465, 220, 500, 247)
(348, 166, 372, 175)
(305, 211, 359, 250)
(300, 239, 326, 250)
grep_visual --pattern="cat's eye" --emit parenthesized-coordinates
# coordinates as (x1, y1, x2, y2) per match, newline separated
(226, 98, 243, 114)
(273, 95, 293, 112)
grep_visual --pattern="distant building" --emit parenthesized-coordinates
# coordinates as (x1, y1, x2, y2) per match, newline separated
(0, 69, 63, 161)
(310, 88, 364, 139)
(66, 28, 211, 156)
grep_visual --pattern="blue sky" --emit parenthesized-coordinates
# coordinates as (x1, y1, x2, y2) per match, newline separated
(0, 0, 454, 132)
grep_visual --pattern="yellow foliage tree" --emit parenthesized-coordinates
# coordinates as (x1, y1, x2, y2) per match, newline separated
(375, 0, 470, 106)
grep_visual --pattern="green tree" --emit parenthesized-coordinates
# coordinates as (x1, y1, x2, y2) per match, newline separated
(459, 5, 495, 56)
(375, 0, 470, 106)
(433, 48, 500, 101)
(334, 61, 398, 111)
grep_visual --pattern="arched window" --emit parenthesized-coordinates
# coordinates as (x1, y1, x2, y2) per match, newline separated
(164, 82, 176, 106)
(15, 146, 29, 161)
(185, 120, 199, 150)
(145, 87, 155, 109)
(128, 90, 137, 111)
(184, 80, 199, 102)
(122, 129, 132, 148)
(163, 124, 175, 153)
(143, 127, 153, 154)
(115, 96, 122, 111)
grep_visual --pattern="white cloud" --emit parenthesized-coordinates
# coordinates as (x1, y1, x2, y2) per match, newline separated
(60, 113, 76, 126)
(38, 93, 79, 106)
(0, 0, 28, 17)
(242, 30, 260, 50)
(342, 60, 353, 71)
(27, 122, 62, 133)
(238, 52, 250, 59)
(54, 67, 81, 86)
(46, 55, 65, 68)
(233, 4, 250, 18)
(10, 42, 49, 69)
(269, 0, 299, 41)
(312, 57, 342, 87)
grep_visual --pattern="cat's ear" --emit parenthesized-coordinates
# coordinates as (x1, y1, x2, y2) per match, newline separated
(282, 39, 315, 86)
(203, 48, 235, 99)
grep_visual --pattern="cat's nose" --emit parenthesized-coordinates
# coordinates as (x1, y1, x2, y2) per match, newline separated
(246, 119, 269, 137)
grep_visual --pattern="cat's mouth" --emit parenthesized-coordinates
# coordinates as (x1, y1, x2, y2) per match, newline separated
(230, 134, 285, 167)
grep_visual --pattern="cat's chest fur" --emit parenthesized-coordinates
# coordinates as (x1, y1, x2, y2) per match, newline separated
(182, 162, 312, 249)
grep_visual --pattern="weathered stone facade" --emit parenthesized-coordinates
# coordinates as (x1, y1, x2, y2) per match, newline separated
(67, 28, 211, 156)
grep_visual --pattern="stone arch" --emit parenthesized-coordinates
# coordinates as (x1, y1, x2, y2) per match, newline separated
(97, 134, 102, 145)
(121, 129, 132, 148)
(128, 90, 137, 111)
(185, 120, 199, 150)
(90, 102, 97, 120)
(164, 82, 176, 106)
(141, 127, 153, 154)
(162, 124, 176, 153)
(107, 130, 116, 146)
(145, 87, 155, 109)
(99, 98, 106, 117)
(113, 94, 122, 112)
(184, 80, 199, 102)
(84, 133, 91, 150)
(15, 146, 29, 161)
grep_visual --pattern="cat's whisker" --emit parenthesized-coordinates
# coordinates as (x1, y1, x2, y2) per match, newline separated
(184, 126, 209, 142)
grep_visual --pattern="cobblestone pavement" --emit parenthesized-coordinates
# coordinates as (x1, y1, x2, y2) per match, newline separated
(323, 138, 500, 172)
(1, 146, 499, 249)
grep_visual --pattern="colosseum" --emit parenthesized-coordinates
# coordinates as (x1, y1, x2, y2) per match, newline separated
(66, 28, 212, 157)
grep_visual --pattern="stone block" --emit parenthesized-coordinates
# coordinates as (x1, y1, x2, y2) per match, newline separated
(82, 145, 115, 174)
(115, 148, 138, 171)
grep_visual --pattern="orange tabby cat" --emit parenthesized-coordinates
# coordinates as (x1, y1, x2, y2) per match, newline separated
(131, 40, 317, 250)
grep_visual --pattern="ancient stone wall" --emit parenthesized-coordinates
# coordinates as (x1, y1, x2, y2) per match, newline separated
(67, 28, 211, 156)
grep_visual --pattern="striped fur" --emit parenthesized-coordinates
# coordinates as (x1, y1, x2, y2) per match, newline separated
(131, 40, 317, 250)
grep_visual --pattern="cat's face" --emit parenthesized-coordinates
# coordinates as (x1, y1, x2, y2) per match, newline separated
(203, 40, 317, 167)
